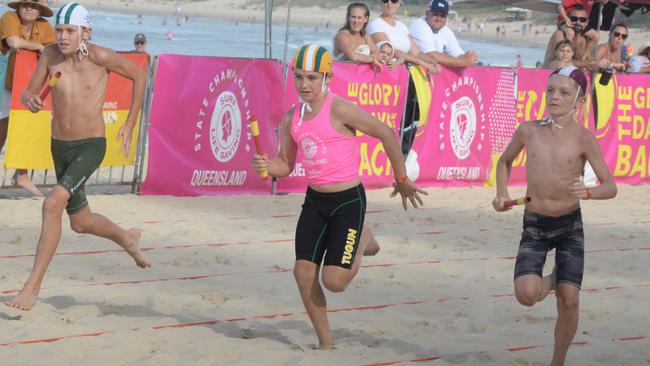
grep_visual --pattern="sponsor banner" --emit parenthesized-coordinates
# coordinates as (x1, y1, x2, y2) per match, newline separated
(277, 62, 409, 193)
(484, 67, 554, 186)
(595, 72, 650, 184)
(410, 66, 516, 186)
(141, 55, 283, 195)
(3, 51, 147, 169)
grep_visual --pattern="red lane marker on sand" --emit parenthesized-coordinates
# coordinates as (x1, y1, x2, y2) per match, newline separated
(1, 292, 647, 349)
(0, 238, 294, 259)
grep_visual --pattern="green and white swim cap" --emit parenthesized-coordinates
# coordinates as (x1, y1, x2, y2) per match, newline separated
(55, 2, 91, 28)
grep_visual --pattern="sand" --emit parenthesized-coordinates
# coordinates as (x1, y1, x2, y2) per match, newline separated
(1, 185, 649, 365)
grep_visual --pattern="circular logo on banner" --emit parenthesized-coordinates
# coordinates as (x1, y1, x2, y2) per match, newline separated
(301, 138, 318, 159)
(210, 91, 242, 163)
(449, 96, 476, 160)
(440, 75, 486, 160)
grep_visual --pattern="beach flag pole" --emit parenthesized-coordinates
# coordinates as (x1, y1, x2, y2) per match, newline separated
(504, 197, 531, 209)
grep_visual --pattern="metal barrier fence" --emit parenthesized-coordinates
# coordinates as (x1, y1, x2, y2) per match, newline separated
(0, 55, 156, 195)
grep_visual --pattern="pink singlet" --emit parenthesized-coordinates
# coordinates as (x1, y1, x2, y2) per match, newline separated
(290, 92, 360, 185)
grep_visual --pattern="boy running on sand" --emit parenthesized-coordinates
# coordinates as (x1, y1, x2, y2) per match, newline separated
(492, 66, 617, 366)
(5, 3, 149, 311)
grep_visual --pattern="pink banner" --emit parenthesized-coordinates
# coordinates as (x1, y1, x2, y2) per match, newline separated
(277, 62, 409, 193)
(410, 66, 516, 186)
(141, 55, 284, 195)
(507, 68, 555, 184)
(596, 72, 650, 184)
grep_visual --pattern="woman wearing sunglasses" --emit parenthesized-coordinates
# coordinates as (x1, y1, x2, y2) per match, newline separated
(0, 0, 56, 196)
(594, 23, 630, 72)
(366, 0, 439, 73)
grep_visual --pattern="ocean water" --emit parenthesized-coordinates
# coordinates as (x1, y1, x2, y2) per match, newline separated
(1, 5, 545, 66)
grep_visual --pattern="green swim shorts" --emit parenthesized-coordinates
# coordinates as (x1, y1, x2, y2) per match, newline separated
(51, 137, 106, 214)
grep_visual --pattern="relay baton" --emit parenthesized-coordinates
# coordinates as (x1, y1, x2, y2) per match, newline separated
(39, 71, 62, 101)
(249, 116, 268, 179)
(504, 196, 531, 209)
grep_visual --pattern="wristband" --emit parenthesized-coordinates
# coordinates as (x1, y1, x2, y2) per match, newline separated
(396, 175, 408, 184)
(586, 188, 592, 199)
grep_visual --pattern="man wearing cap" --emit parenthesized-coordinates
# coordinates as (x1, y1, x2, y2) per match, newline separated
(629, 41, 650, 73)
(133, 33, 147, 53)
(0, 0, 56, 196)
(5, 2, 149, 311)
(493, 66, 616, 366)
(409, 0, 479, 68)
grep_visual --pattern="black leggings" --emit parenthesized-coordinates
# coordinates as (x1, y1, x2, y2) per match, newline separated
(295, 185, 366, 269)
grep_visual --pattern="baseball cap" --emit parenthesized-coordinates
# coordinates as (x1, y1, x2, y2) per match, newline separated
(428, 0, 449, 13)
(134, 33, 147, 43)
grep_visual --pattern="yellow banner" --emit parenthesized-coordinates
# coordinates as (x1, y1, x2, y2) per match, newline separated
(4, 110, 140, 169)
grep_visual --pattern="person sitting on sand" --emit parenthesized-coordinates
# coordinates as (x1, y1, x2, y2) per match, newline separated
(5, 2, 149, 311)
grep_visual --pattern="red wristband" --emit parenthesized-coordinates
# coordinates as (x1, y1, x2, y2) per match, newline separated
(396, 175, 408, 184)
(586, 188, 593, 199)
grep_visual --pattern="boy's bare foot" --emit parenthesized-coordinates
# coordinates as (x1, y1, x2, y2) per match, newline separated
(363, 237, 380, 256)
(123, 229, 150, 268)
(316, 343, 336, 350)
(12, 171, 43, 197)
(5, 286, 39, 311)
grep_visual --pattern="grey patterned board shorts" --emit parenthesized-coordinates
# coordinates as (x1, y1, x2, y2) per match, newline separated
(514, 208, 584, 288)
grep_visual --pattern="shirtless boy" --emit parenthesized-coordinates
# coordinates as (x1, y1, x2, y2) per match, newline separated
(5, 3, 149, 311)
(493, 66, 617, 366)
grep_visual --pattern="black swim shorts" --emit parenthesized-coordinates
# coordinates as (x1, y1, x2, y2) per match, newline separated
(295, 184, 366, 269)
(514, 208, 584, 288)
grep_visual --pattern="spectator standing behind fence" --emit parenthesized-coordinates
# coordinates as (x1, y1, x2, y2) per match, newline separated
(367, 0, 438, 73)
(333, 3, 381, 70)
(132, 33, 147, 53)
(543, 5, 596, 68)
(0, 0, 55, 196)
(594, 23, 629, 72)
(548, 40, 576, 69)
(629, 41, 650, 73)
(409, 0, 480, 69)
(556, 0, 601, 53)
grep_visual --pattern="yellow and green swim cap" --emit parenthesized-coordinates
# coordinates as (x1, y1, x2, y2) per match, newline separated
(292, 44, 332, 73)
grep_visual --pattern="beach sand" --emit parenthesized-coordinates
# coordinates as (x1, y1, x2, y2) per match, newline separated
(1, 185, 649, 365)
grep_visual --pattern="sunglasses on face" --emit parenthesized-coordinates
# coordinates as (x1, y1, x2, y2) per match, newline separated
(431, 12, 448, 18)
(612, 31, 628, 40)
(134, 41, 145, 45)
(569, 16, 588, 23)
(382, 0, 399, 4)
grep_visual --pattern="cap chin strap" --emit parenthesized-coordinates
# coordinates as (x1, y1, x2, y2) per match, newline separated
(297, 74, 329, 127)
(540, 86, 581, 129)
(76, 26, 89, 59)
